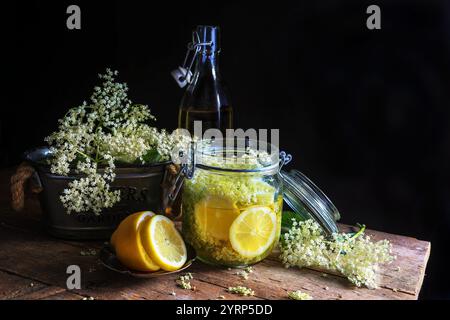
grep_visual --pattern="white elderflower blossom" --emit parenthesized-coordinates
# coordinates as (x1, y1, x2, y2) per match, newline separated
(279, 219, 395, 288)
(227, 286, 255, 296)
(287, 290, 313, 300)
(46, 68, 181, 214)
(176, 273, 194, 290)
(60, 159, 120, 214)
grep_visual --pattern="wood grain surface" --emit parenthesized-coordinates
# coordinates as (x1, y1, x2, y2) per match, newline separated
(0, 169, 430, 300)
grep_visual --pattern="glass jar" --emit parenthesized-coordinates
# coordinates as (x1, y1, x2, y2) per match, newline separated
(180, 139, 285, 267)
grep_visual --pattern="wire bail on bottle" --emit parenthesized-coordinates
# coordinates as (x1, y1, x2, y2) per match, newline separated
(171, 31, 213, 88)
(168, 141, 196, 201)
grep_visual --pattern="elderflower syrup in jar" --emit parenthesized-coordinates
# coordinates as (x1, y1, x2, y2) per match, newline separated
(180, 139, 288, 267)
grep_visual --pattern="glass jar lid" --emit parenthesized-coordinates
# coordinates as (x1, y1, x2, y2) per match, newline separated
(280, 169, 341, 235)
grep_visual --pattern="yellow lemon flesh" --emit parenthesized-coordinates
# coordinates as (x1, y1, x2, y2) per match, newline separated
(141, 215, 187, 271)
(251, 180, 276, 207)
(194, 196, 240, 241)
(112, 211, 160, 272)
(254, 191, 275, 207)
(229, 206, 277, 258)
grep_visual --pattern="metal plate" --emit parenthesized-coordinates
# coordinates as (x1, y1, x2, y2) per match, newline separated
(99, 244, 196, 278)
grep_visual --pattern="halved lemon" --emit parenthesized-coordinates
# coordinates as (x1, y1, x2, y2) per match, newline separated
(110, 211, 153, 248)
(229, 206, 277, 258)
(141, 215, 187, 271)
(112, 211, 160, 272)
(194, 196, 240, 241)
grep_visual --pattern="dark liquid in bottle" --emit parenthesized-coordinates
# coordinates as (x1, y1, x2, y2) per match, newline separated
(178, 106, 233, 135)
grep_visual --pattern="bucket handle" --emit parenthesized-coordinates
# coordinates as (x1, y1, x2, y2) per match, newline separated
(10, 162, 43, 211)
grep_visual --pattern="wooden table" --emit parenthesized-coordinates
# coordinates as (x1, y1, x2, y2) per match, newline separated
(0, 169, 431, 300)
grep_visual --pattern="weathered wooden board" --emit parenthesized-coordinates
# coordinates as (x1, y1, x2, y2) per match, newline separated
(0, 169, 431, 300)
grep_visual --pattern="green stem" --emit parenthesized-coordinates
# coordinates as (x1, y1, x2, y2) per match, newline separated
(95, 143, 100, 162)
(351, 224, 366, 240)
(76, 150, 95, 162)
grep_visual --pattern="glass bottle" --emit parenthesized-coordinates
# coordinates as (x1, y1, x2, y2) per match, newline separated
(178, 26, 233, 135)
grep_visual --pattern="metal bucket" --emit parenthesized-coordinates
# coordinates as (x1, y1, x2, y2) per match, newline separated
(25, 147, 169, 240)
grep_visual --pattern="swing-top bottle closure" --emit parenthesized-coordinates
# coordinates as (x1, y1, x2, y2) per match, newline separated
(172, 26, 220, 88)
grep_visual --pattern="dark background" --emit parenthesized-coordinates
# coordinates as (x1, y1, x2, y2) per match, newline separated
(4, 0, 450, 298)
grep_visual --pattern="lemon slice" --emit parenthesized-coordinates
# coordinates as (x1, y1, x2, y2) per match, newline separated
(249, 180, 276, 207)
(229, 206, 277, 258)
(113, 211, 160, 272)
(195, 196, 240, 241)
(141, 215, 187, 271)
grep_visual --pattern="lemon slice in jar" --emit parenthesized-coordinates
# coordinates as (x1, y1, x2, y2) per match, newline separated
(140, 215, 187, 271)
(229, 206, 277, 258)
(254, 191, 275, 207)
(194, 196, 240, 241)
(250, 180, 276, 207)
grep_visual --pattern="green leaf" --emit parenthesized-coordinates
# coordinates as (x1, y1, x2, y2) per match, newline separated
(142, 148, 163, 163)
(281, 210, 307, 233)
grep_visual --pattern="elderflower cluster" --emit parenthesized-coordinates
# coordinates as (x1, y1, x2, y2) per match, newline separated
(227, 286, 255, 296)
(287, 290, 313, 300)
(45, 69, 182, 214)
(176, 273, 194, 290)
(236, 266, 253, 280)
(280, 219, 395, 288)
(60, 158, 120, 214)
